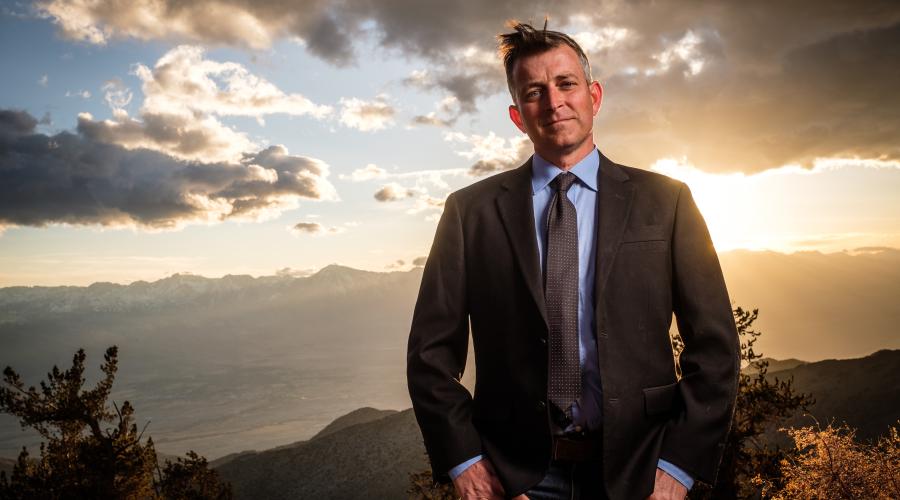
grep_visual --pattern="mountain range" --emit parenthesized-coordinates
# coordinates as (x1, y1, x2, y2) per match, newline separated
(0, 247, 897, 463)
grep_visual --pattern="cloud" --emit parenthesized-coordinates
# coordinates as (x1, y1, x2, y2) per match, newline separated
(133, 45, 330, 119)
(101, 78, 132, 111)
(384, 258, 407, 269)
(340, 163, 388, 181)
(338, 163, 469, 193)
(412, 256, 427, 266)
(35, 0, 306, 49)
(33, 1, 900, 171)
(569, 24, 630, 54)
(0, 109, 337, 231)
(275, 266, 317, 278)
(444, 131, 532, 176)
(77, 110, 257, 164)
(373, 182, 417, 202)
(372, 181, 445, 217)
(77, 45, 331, 163)
(410, 95, 461, 128)
(338, 95, 395, 132)
(65, 89, 91, 99)
(649, 29, 706, 77)
(401, 47, 505, 113)
(37, 74, 48, 87)
(291, 221, 345, 235)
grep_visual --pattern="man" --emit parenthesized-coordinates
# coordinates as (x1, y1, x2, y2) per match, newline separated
(407, 22, 740, 500)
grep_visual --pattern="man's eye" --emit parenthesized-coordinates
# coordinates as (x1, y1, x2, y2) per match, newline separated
(561, 81, 576, 88)
(525, 90, 541, 99)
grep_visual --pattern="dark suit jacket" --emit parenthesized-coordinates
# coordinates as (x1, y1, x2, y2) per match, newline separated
(406, 150, 740, 499)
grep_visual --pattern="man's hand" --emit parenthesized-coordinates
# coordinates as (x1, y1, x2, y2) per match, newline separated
(452, 459, 528, 500)
(646, 467, 688, 500)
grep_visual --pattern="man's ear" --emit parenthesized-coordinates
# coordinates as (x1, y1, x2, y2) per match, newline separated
(590, 80, 603, 116)
(509, 104, 527, 134)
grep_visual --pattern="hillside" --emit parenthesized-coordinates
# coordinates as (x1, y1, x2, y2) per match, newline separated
(741, 357, 807, 374)
(770, 349, 900, 441)
(214, 408, 426, 499)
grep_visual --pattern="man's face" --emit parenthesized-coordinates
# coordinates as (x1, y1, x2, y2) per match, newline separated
(508, 45, 602, 161)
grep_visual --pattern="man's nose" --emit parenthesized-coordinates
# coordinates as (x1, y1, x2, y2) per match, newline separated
(544, 86, 564, 110)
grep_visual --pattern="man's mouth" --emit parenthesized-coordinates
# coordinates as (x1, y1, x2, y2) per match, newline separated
(544, 117, 574, 126)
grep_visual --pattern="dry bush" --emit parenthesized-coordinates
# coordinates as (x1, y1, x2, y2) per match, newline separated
(757, 421, 900, 499)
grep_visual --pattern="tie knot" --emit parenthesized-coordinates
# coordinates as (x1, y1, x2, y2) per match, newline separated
(551, 172, 577, 193)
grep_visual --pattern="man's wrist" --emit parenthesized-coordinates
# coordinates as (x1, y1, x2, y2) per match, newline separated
(657, 458, 694, 490)
(448, 454, 483, 480)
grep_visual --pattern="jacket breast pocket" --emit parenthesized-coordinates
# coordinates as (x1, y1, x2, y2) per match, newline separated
(642, 381, 680, 416)
(620, 224, 669, 253)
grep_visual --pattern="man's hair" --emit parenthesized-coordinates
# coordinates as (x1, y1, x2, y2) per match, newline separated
(497, 20, 593, 102)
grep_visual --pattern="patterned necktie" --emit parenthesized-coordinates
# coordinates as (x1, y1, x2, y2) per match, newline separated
(545, 172, 581, 420)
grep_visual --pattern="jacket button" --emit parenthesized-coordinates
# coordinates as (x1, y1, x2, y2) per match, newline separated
(539, 337, 547, 345)
(535, 400, 546, 412)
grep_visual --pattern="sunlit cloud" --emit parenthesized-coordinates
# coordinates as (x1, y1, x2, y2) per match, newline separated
(372, 181, 446, 219)
(373, 182, 418, 202)
(649, 29, 706, 77)
(340, 164, 388, 181)
(134, 45, 331, 119)
(338, 95, 395, 132)
(342, 163, 467, 190)
(79, 45, 331, 163)
(444, 131, 531, 176)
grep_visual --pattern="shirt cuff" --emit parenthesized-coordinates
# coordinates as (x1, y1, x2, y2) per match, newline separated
(657, 459, 694, 491)
(448, 454, 483, 480)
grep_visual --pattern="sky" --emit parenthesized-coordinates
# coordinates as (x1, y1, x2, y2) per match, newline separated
(1, 0, 899, 287)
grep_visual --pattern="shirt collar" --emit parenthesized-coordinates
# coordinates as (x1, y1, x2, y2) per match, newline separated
(531, 146, 599, 195)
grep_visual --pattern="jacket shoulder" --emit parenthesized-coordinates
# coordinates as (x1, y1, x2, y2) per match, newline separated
(447, 165, 525, 208)
(617, 163, 685, 192)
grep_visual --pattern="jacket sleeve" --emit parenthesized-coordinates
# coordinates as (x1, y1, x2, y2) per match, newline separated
(659, 182, 741, 485)
(407, 192, 481, 483)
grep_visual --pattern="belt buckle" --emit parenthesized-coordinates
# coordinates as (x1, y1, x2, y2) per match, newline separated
(552, 434, 594, 462)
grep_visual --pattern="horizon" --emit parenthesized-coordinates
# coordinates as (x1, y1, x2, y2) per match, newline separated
(0, 245, 896, 288)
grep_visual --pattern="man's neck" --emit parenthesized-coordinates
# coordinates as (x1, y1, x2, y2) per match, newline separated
(535, 140, 597, 171)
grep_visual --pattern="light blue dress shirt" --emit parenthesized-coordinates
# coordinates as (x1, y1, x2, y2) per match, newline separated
(449, 148, 693, 491)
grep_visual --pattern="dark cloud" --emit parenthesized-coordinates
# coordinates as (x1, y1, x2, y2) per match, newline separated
(293, 221, 324, 233)
(598, 20, 900, 172)
(412, 256, 427, 266)
(291, 220, 345, 235)
(0, 109, 334, 230)
(0, 109, 37, 140)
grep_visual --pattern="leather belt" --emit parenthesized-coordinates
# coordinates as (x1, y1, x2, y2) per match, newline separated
(551, 431, 602, 462)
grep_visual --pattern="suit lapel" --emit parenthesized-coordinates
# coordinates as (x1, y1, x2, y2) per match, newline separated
(594, 150, 635, 318)
(495, 150, 635, 334)
(496, 157, 549, 330)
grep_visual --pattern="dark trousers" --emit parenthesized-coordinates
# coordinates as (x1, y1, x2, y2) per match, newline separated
(524, 458, 609, 500)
